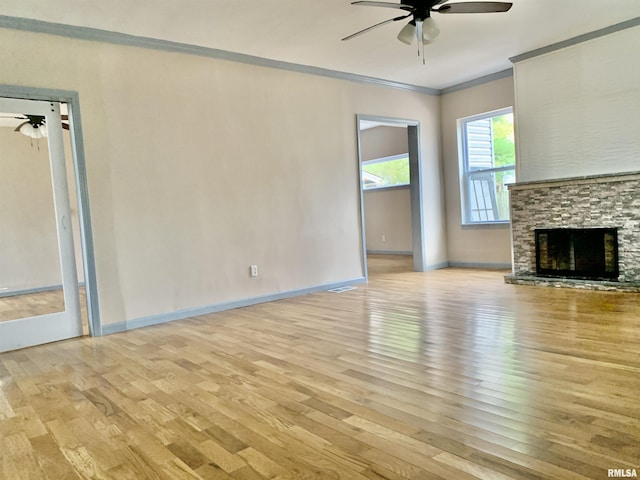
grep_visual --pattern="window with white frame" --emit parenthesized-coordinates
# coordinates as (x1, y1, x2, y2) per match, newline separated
(361, 154, 410, 190)
(459, 108, 515, 224)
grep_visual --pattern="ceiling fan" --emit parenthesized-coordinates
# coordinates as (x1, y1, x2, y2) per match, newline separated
(342, 0, 513, 61)
(0, 114, 70, 139)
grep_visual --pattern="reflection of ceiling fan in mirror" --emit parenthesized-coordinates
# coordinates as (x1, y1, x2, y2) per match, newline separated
(0, 114, 70, 139)
(343, 0, 513, 63)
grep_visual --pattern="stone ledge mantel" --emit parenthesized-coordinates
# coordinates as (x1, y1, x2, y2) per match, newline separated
(508, 170, 640, 192)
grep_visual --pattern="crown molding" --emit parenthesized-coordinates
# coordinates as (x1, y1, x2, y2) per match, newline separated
(510, 17, 640, 64)
(439, 68, 513, 95)
(0, 15, 440, 96)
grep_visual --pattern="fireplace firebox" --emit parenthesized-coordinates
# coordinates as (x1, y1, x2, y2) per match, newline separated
(535, 228, 619, 280)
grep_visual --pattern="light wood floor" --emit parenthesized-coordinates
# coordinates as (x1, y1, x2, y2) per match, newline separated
(0, 287, 89, 334)
(1, 255, 639, 479)
(0, 288, 66, 322)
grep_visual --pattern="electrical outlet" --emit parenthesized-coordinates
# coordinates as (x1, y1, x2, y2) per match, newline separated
(250, 265, 258, 277)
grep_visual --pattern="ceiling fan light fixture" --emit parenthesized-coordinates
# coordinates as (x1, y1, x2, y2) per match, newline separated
(422, 16, 440, 42)
(19, 122, 47, 139)
(397, 21, 415, 45)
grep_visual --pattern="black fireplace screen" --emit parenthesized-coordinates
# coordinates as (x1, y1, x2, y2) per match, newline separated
(535, 228, 619, 280)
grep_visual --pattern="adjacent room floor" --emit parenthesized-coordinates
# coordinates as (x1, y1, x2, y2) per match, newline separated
(0, 255, 638, 479)
(0, 287, 90, 334)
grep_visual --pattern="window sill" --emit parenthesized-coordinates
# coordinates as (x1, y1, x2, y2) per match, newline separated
(461, 222, 510, 230)
(363, 184, 410, 192)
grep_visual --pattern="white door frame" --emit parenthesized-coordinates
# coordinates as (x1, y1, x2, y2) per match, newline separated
(0, 97, 82, 351)
(0, 85, 101, 341)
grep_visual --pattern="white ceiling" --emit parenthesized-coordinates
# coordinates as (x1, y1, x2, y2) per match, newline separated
(2, 0, 640, 90)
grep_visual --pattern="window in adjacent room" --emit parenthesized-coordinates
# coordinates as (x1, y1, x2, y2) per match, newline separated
(361, 154, 410, 190)
(459, 107, 515, 224)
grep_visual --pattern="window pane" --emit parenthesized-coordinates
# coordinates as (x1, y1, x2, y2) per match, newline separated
(466, 113, 515, 171)
(491, 113, 515, 168)
(466, 117, 494, 171)
(362, 157, 410, 189)
(468, 169, 515, 222)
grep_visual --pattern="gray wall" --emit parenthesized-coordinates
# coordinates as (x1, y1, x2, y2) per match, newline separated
(364, 187, 412, 253)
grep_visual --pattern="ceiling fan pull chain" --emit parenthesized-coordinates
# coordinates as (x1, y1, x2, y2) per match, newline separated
(416, 20, 426, 65)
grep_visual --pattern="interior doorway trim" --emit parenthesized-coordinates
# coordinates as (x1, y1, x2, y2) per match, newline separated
(0, 84, 101, 336)
(356, 114, 426, 279)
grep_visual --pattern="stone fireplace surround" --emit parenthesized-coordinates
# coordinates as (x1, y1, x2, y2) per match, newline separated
(505, 171, 640, 292)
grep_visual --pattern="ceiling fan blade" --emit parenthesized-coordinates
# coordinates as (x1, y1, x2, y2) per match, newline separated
(351, 1, 413, 12)
(435, 2, 512, 13)
(432, 0, 450, 4)
(14, 121, 29, 132)
(61, 114, 69, 121)
(342, 14, 411, 41)
(62, 123, 70, 130)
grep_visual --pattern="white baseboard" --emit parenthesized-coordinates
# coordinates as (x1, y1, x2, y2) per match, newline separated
(101, 277, 367, 336)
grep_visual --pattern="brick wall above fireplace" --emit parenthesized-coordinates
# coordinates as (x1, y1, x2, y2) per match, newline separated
(505, 171, 640, 291)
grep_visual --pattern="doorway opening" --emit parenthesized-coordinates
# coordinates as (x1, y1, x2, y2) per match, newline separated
(356, 115, 425, 279)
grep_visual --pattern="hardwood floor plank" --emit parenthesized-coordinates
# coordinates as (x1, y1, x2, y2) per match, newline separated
(196, 439, 247, 473)
(236, 447, 290, 479)
(58, 444, 110, 480)
(203, 425, 249, 455)
(30, 433, 84, 480)
(160, 457, 203, 480)
(106, 445, 171, 480)
(167, 438, 212, 471)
